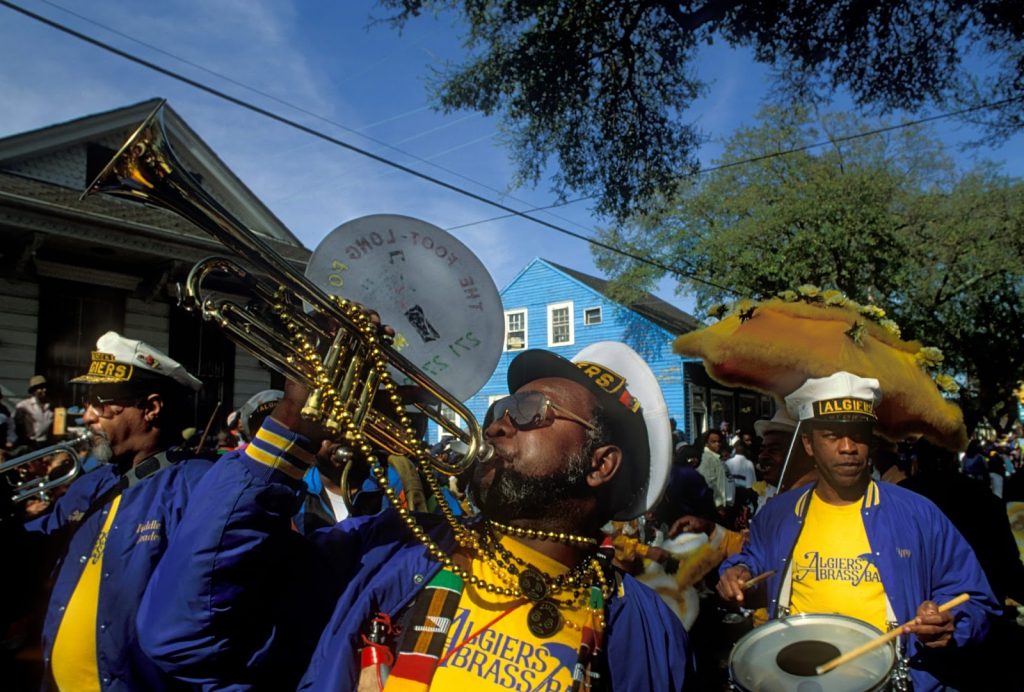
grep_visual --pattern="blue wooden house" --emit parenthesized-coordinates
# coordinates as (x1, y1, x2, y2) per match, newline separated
(442, 258, 772, 446)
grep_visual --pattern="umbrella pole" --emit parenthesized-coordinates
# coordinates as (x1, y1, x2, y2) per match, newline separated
(776, 420, 803, 492)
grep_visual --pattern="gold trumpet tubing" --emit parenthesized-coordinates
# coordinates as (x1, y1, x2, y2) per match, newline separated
(185, 257, 330, 360)
(85, 102, 490, 475)
(363, 412, 422, 459)
(330, 350, 366, 425)
(303, 326, 357, 430)
(213, 301, 318, 385)
(352, 361, 383, 431)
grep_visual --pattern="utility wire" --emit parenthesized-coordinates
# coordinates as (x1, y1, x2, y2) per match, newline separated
(1, 0, 709, 288)
(446, 94, 1024, 231)
(3, 1, 1022, 295)
(32, 0, 595, 236)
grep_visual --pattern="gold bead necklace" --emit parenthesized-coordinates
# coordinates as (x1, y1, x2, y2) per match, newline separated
(486, 519, 597, 547)
(332, 304, 611, 620)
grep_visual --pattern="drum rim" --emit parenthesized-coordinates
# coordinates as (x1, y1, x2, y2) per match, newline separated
(728, 612, 896, 692)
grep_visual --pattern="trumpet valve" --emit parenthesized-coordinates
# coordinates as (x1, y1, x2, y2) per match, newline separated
(301, 388, 324, 420)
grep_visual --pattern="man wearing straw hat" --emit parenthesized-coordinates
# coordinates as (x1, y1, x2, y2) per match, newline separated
(15, 374, 54, 447)
(17, 331, 212, 691)
(718, 371, 997, 690)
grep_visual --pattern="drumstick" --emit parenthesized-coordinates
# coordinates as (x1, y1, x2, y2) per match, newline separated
(741, 570, 775, 591)
(815, 593, 970, 676)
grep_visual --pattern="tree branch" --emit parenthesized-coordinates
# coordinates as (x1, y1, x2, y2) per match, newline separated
(658, 0, 745, 33)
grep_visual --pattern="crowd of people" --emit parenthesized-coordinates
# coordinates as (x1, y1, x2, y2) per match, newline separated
(1, 325, 1022, 691)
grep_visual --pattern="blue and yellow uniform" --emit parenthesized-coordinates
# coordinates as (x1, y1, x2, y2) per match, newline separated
(24, 456, 211, 690)
(137, 417, 696, 690)
(721, 481, 999, 691)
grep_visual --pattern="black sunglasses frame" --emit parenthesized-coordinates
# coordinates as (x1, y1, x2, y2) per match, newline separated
(485, 391, 596, 432)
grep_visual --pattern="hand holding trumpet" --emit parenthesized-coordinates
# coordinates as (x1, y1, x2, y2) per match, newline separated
(271, 306, 400, 457)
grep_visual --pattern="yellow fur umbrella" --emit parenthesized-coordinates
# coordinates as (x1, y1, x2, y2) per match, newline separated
(675, 291, 967, 450)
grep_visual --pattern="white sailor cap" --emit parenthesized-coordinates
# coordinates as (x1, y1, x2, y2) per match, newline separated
(785, 371, 881, 424)
(70, 331, 202, 392)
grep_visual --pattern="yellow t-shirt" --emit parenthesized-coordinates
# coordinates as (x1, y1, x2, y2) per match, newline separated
(51, 494, 123, 692)
(427, 538, 590, 691)
(789, 494, 888, 631)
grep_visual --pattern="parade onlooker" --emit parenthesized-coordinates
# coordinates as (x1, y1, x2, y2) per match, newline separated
(0, 389, 16, 453)
(898, 439, 1024, 688)
(961, 439, 988, 483)
(15, 375, 53, 448)
(988, 452, 1005, 498)
(897, 440, 1024, 607)
(751, 408, 816, 512)
(696, 429, 728, 509)
(650, 443, 716, 529)
(725, 440, 757, 489)
(669, 416, 685, 446)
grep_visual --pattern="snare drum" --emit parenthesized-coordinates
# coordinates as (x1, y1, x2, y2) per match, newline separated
(729, 613, 894, 692)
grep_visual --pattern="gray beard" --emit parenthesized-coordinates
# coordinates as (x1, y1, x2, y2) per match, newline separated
(89, 432, 113, 466)
(468, 447, 591, 523)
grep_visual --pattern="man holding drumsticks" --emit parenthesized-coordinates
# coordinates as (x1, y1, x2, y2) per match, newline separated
(718, 372, 997, 690)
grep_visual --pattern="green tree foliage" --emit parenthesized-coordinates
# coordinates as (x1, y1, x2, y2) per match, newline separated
(380, 0, 1023, 220)
(593, 107, 1024, 434)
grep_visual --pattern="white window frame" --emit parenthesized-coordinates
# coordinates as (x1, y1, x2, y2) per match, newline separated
(435, 404, 465, 442)
(583, 306, 603, 325)
(547, 301, 574, 347)
(504, 308, 528, 351)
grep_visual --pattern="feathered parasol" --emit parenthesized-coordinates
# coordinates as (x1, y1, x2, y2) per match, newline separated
(675, 287, 967, 450)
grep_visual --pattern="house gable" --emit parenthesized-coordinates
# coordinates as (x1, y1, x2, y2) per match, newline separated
(0, 98, 305, 253)
(0, 100, 306, 421)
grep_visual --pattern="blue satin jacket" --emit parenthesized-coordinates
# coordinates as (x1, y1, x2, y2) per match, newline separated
(25, 456, 212, 690)
(137, 417, 696, 690)
(720, 480, 999, 691)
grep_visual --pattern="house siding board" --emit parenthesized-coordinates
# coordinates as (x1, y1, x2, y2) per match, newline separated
(233, 352, 271, 409)
(0, 277, 39, 396)
(124, 298, 171, 354)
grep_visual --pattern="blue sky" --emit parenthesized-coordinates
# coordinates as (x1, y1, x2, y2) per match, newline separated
(1, 0, 1020, 316)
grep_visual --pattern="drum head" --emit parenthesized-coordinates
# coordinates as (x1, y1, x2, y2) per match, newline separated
(305, 215, 503, 401)
(729, 614, 894, 692)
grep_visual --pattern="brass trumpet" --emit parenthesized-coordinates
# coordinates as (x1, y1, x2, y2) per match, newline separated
(84, 101, 491, 475)
(1, 431, 90, 503)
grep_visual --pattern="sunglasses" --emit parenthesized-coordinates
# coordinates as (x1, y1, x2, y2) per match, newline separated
(485, 391, 596, 432)
(87, 393, 145, 411)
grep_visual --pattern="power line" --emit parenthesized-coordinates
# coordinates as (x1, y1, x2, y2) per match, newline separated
(444, 95, 1024, 232)
(0, 0, 733, 292)
(3, 1, 1022, 296)
(32, 0, 595, 236)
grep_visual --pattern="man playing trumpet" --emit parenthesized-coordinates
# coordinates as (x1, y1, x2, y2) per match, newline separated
(138, 342, 695, 690)
(17, 331, 211, 691)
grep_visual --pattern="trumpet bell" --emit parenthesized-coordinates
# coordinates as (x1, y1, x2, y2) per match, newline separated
(82, 101, 495, 476)
(1, 431, 91, 503)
